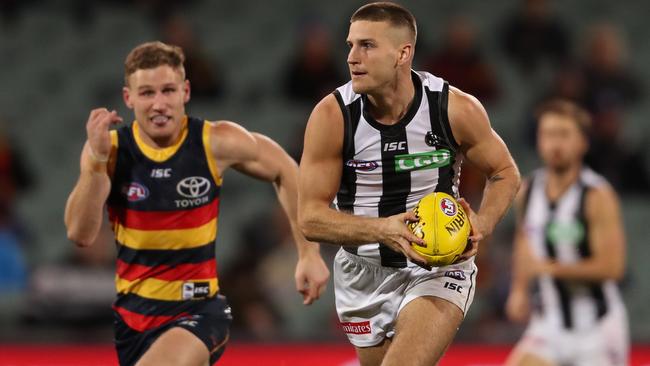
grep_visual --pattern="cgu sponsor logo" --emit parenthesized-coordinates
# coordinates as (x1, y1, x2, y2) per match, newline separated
(346, 159, 379, 172)
(444, 209, 466, 235)
(340, 320, 372, 335)
(394, 149, 451, 172)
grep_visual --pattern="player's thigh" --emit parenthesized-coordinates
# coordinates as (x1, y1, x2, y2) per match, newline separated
(505, 347, 556, 366)
(136, 327, 209, 366)
(355, 339, 392, 366)
(381, 296, 463, 366)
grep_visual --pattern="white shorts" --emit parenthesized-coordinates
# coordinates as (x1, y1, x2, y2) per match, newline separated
(514, 307, 629, 366)
(333, 248, 477, 347)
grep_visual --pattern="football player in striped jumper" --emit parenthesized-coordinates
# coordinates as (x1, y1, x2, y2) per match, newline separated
(65, 41, 329, 366)
(505, 100, 628, 366)
(298, 2, 520, 365)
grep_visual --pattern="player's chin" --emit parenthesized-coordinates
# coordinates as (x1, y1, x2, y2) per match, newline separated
(351, 79, 372, 94)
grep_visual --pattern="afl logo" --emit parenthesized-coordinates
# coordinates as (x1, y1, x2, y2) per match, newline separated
(123, 182, 149, 202)
(177, 176, 211, 198)
(440, 197, 457, 216)
(346, 159, 378, 171)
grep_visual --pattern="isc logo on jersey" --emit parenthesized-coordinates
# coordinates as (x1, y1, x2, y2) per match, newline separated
(407, 192, 470, 266)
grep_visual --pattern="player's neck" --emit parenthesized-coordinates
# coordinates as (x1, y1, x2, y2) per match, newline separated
(366, 71, 415, 125)
(545, 164, 581, 201)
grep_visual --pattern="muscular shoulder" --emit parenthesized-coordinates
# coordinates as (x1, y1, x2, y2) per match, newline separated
(447, 86, 491, 149)
(311, 94, 343, 124)
(585, 182, 620, 221)
(304, 94, 344, 154)
(207, 120, 257, 162)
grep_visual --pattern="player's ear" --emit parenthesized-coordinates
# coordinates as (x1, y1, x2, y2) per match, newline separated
(183, 79, 191, 104)
(397, 43, 413, 66)
(122, 86, 134, 109)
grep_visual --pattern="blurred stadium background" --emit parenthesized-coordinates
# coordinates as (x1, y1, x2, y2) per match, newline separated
(0, 0, 648, 364)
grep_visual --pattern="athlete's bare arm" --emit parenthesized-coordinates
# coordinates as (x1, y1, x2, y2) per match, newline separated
(538, 185, 626, 281)
(298, 95, 428, 265)
(208, 121, 329, 305)
(448, 87, 521, 249)
(65, 108, 122, 247)
(505, 180, 534, 323)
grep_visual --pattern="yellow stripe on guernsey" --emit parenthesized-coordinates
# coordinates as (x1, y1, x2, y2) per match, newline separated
(133, 116, 188, 162)
(115, 218, 217, 250)
(202, 121, 223, 185)
(116, 277, 219, 301)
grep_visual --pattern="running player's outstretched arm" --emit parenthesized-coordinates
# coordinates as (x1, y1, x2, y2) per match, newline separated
(298, 95, 428, 264)
(449, 88, 521, 244)
(209, 121, 329, 305)
(539, 185, 626, 281)
(505, 180, 534, 323)
(65, 109, 122, 247)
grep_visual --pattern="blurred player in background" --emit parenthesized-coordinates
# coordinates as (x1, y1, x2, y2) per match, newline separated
(64, 41, 329, 366)
(298, 2, 520, 365)
(505, 99, 628, 366)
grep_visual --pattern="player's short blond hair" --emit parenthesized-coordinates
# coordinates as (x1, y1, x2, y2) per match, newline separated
(351, 2, 417, 44)
(124, 41, 185, 86)
(536, 99, 592, 137)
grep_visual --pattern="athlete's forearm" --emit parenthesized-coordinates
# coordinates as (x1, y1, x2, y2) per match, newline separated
(543, 259, 623, 282)
(64, 163, 111, 247)
(300, 204, 384, 246)
(476, 164, 521, 236)
(273, 168, 322, 257)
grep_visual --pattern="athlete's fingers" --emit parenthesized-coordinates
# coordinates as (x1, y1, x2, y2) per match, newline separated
(398, 238, 430, 269)
(401, 210, 419, 223)
(458, 239, 478, 261)
(402, 226, 425, 246)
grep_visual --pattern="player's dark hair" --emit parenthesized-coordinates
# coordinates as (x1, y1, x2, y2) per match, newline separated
(124, 41, 185, 86)
(351, 2, 417, 43)
(536, 99, 592, 137)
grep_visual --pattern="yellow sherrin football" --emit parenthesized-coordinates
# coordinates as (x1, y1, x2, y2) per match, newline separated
(408, 192, 470, 266)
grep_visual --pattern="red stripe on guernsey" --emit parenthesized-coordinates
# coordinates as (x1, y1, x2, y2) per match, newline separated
(114, 305, 189, 332)
(108, 199, 218, 230)
(116, 259, 217, 282)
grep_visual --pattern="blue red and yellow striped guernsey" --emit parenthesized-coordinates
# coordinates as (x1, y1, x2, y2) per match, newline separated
(107, 116, 222, 332)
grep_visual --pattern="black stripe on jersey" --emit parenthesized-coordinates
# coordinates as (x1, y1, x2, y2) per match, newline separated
(425, 84, 457, 196)
(463, 268, 477, 313)
(115, 293, 208, 316)
(576, 185, 608, 319)
(377, 126, 410, 267)
(117, 242, 215, 267)
(437, 82, 459, 152)
(544, 206, 574, 329)
(334, 91, 362, 255)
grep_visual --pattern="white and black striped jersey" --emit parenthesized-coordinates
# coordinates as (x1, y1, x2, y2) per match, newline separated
(334, 71, 462, 268)
(522, 167, 626, 330)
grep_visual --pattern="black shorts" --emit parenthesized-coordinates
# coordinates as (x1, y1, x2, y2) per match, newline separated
(114, 294, 233, 366)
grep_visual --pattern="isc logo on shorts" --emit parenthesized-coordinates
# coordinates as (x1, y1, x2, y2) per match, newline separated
(340, 321, 371, 335)
(182, 282, 210, 300)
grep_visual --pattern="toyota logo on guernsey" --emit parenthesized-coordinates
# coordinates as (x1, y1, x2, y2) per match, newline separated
(176, 176, 211, 208)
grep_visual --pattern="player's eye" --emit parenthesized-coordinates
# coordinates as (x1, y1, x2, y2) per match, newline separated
(140, 90, 154, 97)
(163, 87, 176, 94)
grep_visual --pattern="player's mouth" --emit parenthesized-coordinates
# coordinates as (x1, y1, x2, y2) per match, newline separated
(150, 115, 172, 127)
(351, 71, 367, 78)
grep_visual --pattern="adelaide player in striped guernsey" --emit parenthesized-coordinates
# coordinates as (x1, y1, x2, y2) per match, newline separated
(505, 100, 628, 366)
(64, 41, 329, 366)
(299, 3, 520, 365)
